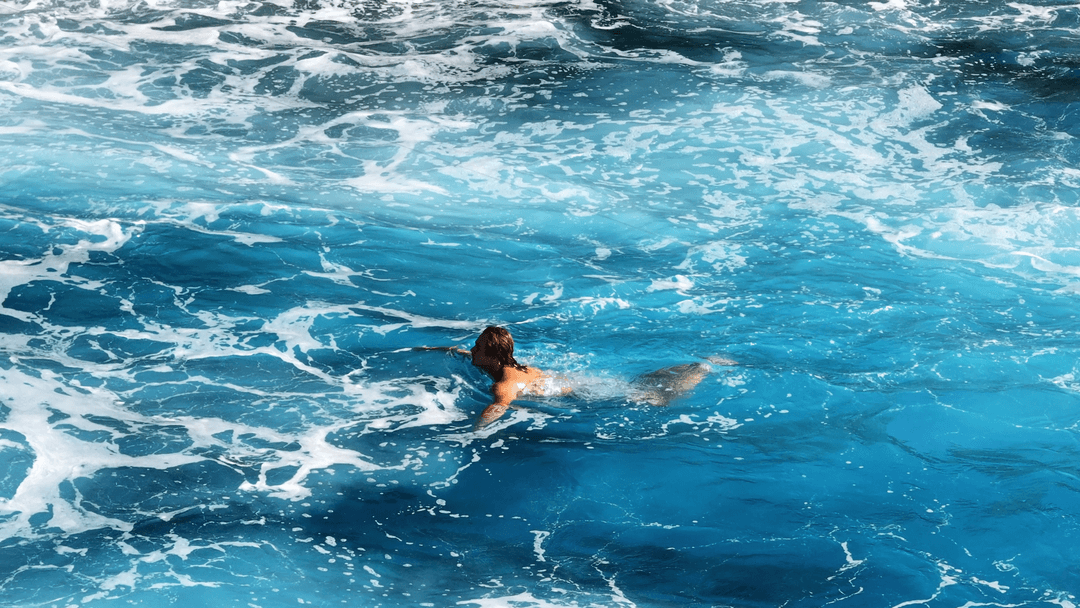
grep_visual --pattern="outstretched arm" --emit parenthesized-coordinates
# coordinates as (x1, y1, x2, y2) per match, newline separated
(415, 346, 471, 357)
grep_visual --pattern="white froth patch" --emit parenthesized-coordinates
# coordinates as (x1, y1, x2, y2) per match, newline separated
(702, 191, 756, 225)
(763, 70, 831, 88)
(347, 162, 449, 195)
(295, 52, 360, 78)
(263, 305, 331, 354)
(530, 530, 549, 563)
(646, 49, 700, 65)
(1050, 373, 1080, 393)
(569, 297, 631, 312)
(675, 239, 746, 277)
(1012, 252, 1080, 278)
(349, 303, 483, 334)
(970, 100, 1009, 113)
(458, 590, 583, 608)
(709, 49, 747, 78)
(164, 206, 284, 245)
(853, 202, 1080, 288)
(0, 81, 183, 116)
(240, 425, 379, 501)
(603, 123, 680, 161)
(524, 283, 563, 306)
(1016, 51, 1045, 67)
(0, 367, 202, 539)
(0, 119, 46, 135)
(640, 237, 680, 252)
(514, 20, 559, 37)
(150, 144, 206, 166)
(772, 13, 825, 47)
(0, 218, 140, 319)
(1, 394, 297, 544)
(868, 0, 908, 10)
(969, 576, 1008, 593)
(442, 155, 514, 194)
(88, 535, 260, 594)
(858, 215, 929, 258)
(0, 58, 22, 79)
(703, 413, 742, 431)
(675, 299, 726, 315)
(304, 254, 374, 286)
(540, 183, 594, 203)
(882, 85, 942, 126)
(229, 285, 271, 295)
(180, 202, 220, 224)
(335, 112, 456, 193)
(236, 163, 296, 186)
(647, 275, 693, 293)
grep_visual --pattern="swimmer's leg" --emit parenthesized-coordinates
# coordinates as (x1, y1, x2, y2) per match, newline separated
(631, 362, 712, 406)
(704, 355, 738, 366)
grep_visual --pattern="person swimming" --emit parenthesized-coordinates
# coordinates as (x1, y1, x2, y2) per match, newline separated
(423, 326, 724, 427)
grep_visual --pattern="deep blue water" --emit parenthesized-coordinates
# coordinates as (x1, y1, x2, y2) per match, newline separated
(1, 0, 1079, 606)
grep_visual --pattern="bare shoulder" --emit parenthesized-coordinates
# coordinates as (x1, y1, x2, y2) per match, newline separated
(490, 366, 542, 404)
(490, 380, 517, 405)
(506, 366, 543, 383)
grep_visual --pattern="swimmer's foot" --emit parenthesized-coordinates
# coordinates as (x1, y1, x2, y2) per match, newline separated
(704, 355, 737, 366)
(631, 362, 712, 406)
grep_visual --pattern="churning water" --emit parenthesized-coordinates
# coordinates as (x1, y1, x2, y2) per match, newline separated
(1, 0, 1079, 606)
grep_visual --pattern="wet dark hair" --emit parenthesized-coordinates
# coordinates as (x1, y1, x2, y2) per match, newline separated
(471, 326, 526, 378)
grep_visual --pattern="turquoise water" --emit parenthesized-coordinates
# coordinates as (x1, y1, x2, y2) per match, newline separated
(1, 0, 1079, 606)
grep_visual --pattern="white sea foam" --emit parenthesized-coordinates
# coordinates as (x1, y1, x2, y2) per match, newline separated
(458, 590, 629, 608)
(1, 0, 1077, 604)
(647, 275, 693, 293)
(0, 366, 201, 538)
(0, 347, 470, 534)
(845, 202, 1080, 289)
(0, 215, 139, 318)
(0, 208, 483, 532)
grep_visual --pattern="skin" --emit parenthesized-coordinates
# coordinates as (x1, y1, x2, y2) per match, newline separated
(420, 332, 728, 428)
(475, 363, 544, 427)
(414, 343, 557, 426)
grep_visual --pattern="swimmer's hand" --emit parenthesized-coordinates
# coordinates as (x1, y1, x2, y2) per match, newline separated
(476, 403, 509, 429)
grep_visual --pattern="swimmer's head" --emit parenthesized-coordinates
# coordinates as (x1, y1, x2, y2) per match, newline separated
(471, 326, 523, 377)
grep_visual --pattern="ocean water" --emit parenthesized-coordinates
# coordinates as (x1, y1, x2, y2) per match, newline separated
(1, 0, 1079, 606)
